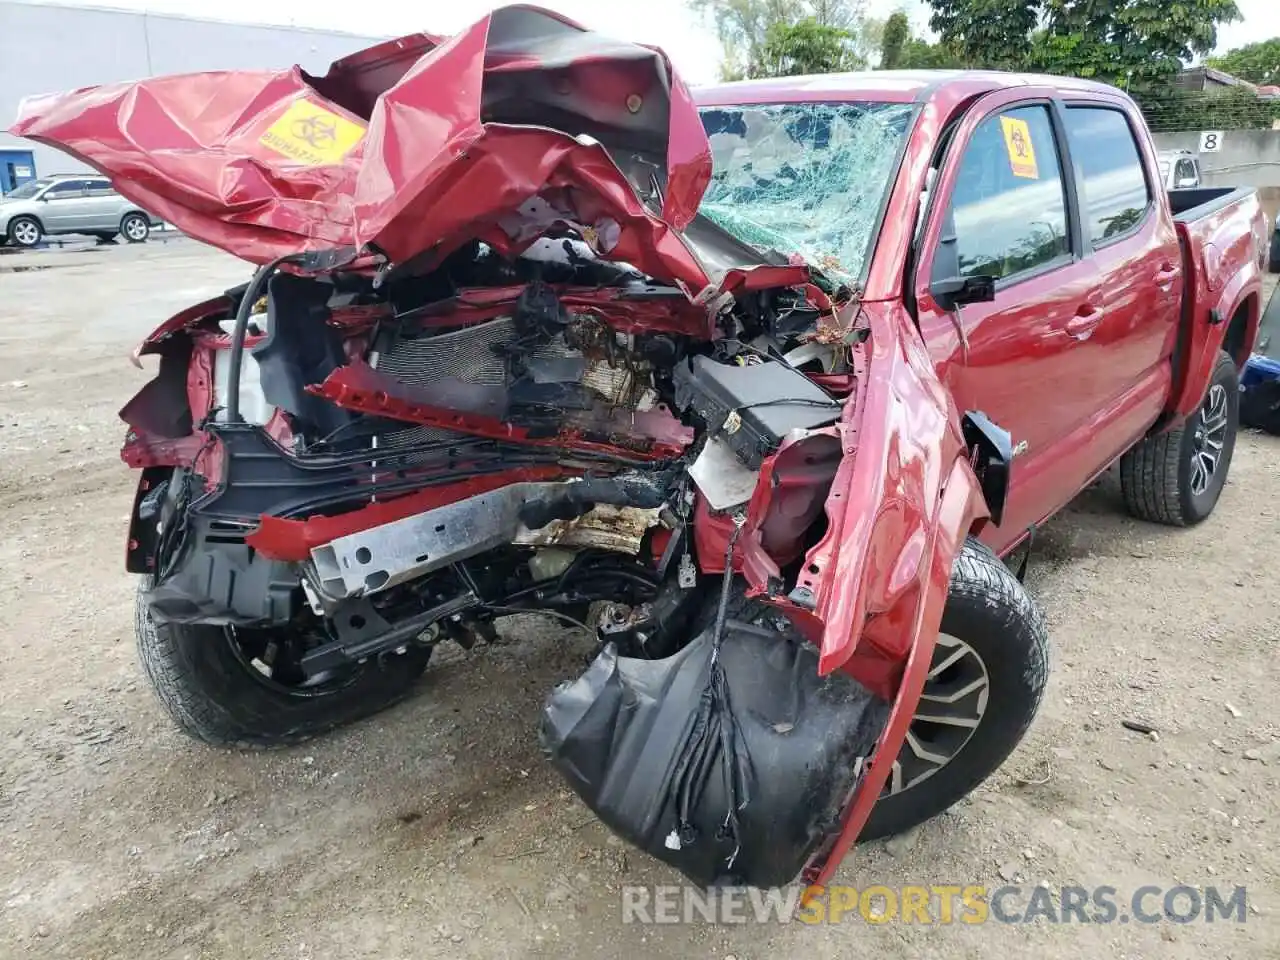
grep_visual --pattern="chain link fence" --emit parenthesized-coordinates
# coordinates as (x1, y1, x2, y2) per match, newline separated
(1135, 89, 1280, 134)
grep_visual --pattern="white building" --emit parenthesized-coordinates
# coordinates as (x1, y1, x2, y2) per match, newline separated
(0, 0, 384, 192)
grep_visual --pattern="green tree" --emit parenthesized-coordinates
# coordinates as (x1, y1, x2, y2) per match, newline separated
(810, 0, 858, 29)
(762, 18, 861, 75)
(880, 11, 910, 68)
(855, 16, 886, 67)
(898, 38, 965, 68)
(876, 8, 963, 70)
(1206, 37, 1280, 85)
(927, 0, 1039, 70)
(926, 0, 1241, 88)
(691, 0, 877, 78)
(690, 0, 805, 79)
(1034, 0, 1242, 89)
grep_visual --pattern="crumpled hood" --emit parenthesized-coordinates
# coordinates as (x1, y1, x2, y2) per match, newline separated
(8, 4, 719, 289)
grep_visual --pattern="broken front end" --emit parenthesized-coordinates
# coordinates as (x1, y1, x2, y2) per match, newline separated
(19, 5, 993, 889)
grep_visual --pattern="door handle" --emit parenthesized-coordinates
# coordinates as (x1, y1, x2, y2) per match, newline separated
(1155, 263, 1181, 289)
(1065, 304, 1103, 340)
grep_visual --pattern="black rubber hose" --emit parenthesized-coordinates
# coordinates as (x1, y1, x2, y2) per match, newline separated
(224, 255, 298, 423)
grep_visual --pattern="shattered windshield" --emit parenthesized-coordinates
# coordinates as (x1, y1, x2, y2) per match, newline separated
(697, 101, 915, 284)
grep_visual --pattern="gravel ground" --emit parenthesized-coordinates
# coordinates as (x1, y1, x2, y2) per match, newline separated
(1, 241, 1277, 959)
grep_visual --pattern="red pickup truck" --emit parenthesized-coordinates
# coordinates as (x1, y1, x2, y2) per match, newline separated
(12, 7, 1266, 889)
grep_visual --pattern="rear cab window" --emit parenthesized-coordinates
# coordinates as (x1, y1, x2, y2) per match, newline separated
(938, 105, 1073, 284)
(1062, 107, 1152, 246)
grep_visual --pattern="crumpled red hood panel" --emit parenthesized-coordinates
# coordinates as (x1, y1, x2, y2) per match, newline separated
(9, 4, 713, 288)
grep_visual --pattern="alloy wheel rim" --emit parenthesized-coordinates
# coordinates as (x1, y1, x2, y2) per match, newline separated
(124, 218, 147, 240)
(883, 633, 990, 796)
(14, 221, 38, 245)
(224, 623, 361, 698)
(1190, 383, 1229, 497)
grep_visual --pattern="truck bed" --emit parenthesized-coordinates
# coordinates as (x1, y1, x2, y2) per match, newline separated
(1166, 184, 1265, 419)
(1168, 186, 1256, 223)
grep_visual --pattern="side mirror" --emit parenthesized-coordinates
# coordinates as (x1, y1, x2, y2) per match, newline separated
(928, 204, 997, 311)
(930, 274, 997, 311)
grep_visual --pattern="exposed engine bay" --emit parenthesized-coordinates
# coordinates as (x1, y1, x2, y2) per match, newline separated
(124, 234, 857, 684)
(118, 229, 898, 888)
(51, 2, 1003, 891)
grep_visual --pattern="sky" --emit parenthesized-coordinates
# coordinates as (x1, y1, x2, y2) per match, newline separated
(10, 0, 1280, 87)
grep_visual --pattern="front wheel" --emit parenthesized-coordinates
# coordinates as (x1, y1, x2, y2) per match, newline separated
(120, 212, 150, 243)
(135, 582, 432, 747)
(7, 216, 42, 247)
(861, 537, 1049, 841)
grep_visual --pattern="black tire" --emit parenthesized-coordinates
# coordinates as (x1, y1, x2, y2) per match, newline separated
(120, 212, 150, 243)
(7, 215, 42, 248)
(1119, 350, 1239, 527)
(861, 537, 1049, 841)
(135, 582, 432, 747)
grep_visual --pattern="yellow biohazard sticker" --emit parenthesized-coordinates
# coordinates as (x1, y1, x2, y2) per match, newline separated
(999, 116, 1039, 179)
(258, 99, 365, 166)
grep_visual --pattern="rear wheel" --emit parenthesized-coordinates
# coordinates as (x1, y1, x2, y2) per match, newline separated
(135, 581, 432, 747)
(1119, 350, 1239, 526)
(121, 212, 150, 243)
(7, 216, 41, 248)
(861, 537, 1049, 840)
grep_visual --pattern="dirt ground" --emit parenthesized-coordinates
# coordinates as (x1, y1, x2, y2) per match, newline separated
(1, 240, 1277, 960)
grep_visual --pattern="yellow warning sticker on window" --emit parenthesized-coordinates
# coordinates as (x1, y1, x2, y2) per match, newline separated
(259, 99, 365, 166)
(999, 116, 1039, 179)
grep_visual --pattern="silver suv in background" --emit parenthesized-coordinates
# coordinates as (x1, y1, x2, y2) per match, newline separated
(1156, 150, 1203, 190)
(1, 174, 158, 247)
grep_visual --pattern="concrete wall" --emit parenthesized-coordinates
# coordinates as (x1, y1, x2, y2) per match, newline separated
(0, 0, 384, 179)
(1152, 129, 1280, 227)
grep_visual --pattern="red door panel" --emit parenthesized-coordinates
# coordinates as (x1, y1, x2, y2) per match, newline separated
(914, 91, 1102, 551)
(1059, 103, 1182, 444)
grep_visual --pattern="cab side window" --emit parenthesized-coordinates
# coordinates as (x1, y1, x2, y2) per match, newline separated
(1063, 107, 1152, 246)
(44, 180, 88, 198)
(943, 105, 1071, 282)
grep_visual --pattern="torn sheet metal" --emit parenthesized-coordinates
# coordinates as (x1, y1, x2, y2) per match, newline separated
(9, 6, 713, 289)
